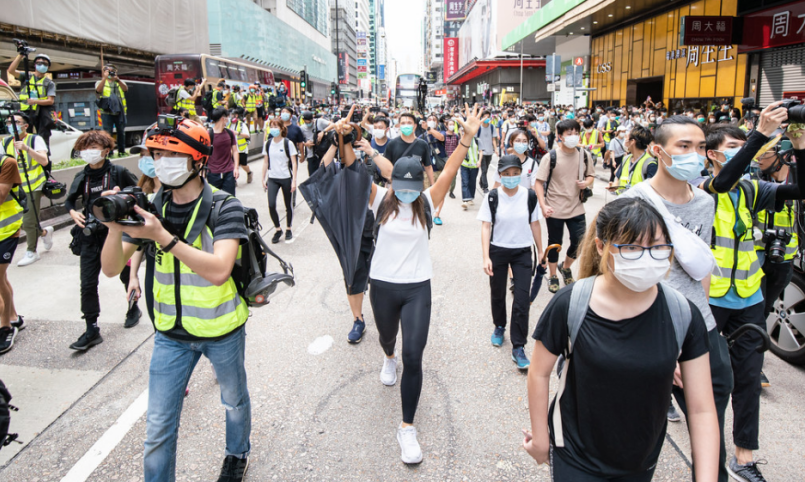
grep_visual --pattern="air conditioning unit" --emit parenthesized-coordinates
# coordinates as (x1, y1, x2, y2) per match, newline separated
(210, 44, 222, 56)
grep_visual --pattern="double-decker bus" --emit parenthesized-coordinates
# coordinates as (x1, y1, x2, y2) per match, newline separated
(394, 73, 422, 109)
(154, 54, 276, 114)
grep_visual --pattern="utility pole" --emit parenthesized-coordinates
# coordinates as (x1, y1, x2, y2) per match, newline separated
(335, 0, 341, 105)
(519, 41, 524, 105)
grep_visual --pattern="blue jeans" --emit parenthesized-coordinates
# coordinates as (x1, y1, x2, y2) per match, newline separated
(207, 171, 237, 197)
(144, 328, 251, 482)
(101, 112, 126, 155)
(461, 166, 479, 201)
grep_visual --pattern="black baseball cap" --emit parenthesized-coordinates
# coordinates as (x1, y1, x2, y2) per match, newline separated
(497, 155, 523, 173)
(392, 157, 424, 192)
(301, 111, 313, 121)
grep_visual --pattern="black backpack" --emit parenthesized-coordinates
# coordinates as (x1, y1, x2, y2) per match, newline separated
(201, 90, 215, 116)
(544, 148, 593, 202)
(207, 127, 236, 156)
(487, 187, 538, 242)
(0, 379, 19, 450)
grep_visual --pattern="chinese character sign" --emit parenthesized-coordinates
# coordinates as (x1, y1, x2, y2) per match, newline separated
(445, 0, 466, 21)
(444, 37, 459, 81)
(681, 16, 733, 45)
(740, 2, 805, 52)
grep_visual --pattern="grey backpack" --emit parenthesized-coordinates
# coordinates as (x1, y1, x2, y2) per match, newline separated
(552, 276, 692, 447)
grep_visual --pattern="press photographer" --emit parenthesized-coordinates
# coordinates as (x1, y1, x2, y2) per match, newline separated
(95, 64, 129, 157)
(64, 130, 139, 351)
(6, 39, 56, 152)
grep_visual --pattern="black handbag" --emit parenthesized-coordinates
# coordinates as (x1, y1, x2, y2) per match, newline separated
(69, 225, 82, 256)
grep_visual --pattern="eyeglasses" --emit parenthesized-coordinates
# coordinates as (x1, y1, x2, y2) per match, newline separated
(4, 121, 23, 127)
(611, 243, 673, 260)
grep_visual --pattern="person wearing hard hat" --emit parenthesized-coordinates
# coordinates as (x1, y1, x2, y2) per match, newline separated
(7, 50, 56, 152)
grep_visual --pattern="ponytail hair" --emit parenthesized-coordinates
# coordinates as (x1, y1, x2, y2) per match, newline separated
(578, 197, 672, 279)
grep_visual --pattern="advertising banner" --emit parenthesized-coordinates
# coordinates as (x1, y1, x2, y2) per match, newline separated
(446, 0, 467, 21)
(338, 52, 349, 85)
(444, 37, 459, 81)
(379, 65, 386, 80)
(681, 16, 734, 46)
(740, 2, 805, 52)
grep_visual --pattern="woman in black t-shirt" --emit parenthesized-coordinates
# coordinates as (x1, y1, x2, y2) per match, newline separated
(523, 197, 719, 482)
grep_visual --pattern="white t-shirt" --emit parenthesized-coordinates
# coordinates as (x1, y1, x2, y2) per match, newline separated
(263, 137, 298, 179)
(178, 88, 191, 100)
(229, 121, 250, 152)
(477, 186, 542, 249)
(369, 186, 434, 283)
(493, 157, 537, 189)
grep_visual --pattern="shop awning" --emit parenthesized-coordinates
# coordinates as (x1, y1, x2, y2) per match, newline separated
(446, 59, 546, 86)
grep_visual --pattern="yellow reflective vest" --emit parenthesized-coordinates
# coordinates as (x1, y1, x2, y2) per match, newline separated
(19, 75, 48, 113)
(212, 89, 226, 109)
(227, 120, 249, 152)
(709, 180, 764, 298)
(177, 87, 197, 116)
(0, 155, 24, 241)
(617, 151, 655, 194)
(152, 184, 248, 338)
(581, 129, 601, 157)
(603, 120, 617, 142)
(242, 93, 256, 113)
(3, 134, 46, 193)
(100, 80, 127, 115)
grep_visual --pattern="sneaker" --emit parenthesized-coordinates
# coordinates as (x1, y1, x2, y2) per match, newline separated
(548, 276, 560, 293)
(380, 355, 398, 386)
(347, 318, 366, 344)
(468, 200, 475, 205)
(461, 201, 468, 210)
(41, 226, 54, 251)
(396, 424, 423, 464)
(17, 251, 40, 267)
(217, 455, 249, 482)
(760, 371, 770, 388)
(449, 192, 456, 199)
(667, 403, 682, 422)
(285, 229, 293, 243)
(491, 326, 505, 347)
(434, 217, 443, 225)
(482, 188, 489, 194)
(0, 326, 17, 354)
(559, 262, 574, 286)
(727, 456, 768, 482)
(69, 330, 103, 351)
(11, 315, 24, 331)
(246, 171, 253, 184)
(271, 230, 283, 244)
(124, 305, 141, 329)
(512, 347, 530, 369)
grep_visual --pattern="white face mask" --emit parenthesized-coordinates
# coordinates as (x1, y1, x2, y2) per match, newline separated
(611, 252, 670, 292)
(373, 129, 386, 139)
(80, 149, 105, 165)
(154, 156, 193, 187)
(563, 134, 580, 148)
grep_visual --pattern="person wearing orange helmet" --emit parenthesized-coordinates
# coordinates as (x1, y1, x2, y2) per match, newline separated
(99, 115, 253, 482)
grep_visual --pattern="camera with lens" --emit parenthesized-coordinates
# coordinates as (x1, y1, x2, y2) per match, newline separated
(82, 217, 104, 237)
(108, 70, 117, 77)
(91, 186, 155, 226)
(341, 108, 363, 124)
(775, 98, 805, 124)
(0, 101, 21, 119)
(763, 228, 793, 263)
(12, 39, 34, 56)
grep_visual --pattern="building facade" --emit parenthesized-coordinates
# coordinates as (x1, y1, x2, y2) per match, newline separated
(330, 0, 359, 93)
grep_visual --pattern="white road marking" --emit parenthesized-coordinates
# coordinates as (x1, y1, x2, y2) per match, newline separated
(60, 389, 149, 482)
(308, 335, 334, 355)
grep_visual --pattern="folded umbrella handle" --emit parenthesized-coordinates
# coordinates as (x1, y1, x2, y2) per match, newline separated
(541, 244, 562, 264)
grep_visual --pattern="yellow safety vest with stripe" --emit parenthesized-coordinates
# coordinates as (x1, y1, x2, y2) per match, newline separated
(754, 203, 798, 261)
(227, 120, 249, 152)
(0, 155, 24, 241)
(212, 89, 226, 109)
(3, 134, 46, 193)
(177, 87, 196, 116)
(100, 80, 127, 115)
(617, 151, 655, 194)
(152, 184, 248, 338)
(242, 93, 256, 113)
(581, 129, 601, 156)
(603, 120, 616, 142)
(19, 75, 48, 113)
(709, 180, 764, 298)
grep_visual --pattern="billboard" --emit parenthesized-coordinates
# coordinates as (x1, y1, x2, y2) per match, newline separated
(444, 37, 460, 81)
(378, 64, 386, 80)
(446, 0, 467, 21)
(458, 0, 539, 68)
(338, 52, 349, 84)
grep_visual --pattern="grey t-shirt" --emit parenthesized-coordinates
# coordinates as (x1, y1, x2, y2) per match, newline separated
(476, 124, 498, 155)
(621, 184, 717, 331)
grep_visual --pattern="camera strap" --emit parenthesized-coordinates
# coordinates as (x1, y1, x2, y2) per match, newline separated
(83, 170, 112, 216)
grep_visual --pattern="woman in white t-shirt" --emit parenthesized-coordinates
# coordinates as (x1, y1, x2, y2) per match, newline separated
(261, 118, 298, 244)
(479, 155, 543, 369)
(320, 104, 483, 465)
(492, 130, 537, 190)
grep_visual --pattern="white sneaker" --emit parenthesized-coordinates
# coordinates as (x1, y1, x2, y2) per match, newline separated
(461, 201, 468, 210)
(469, 200, 475, 205)
(380, 355, 398, 386)
(17, 250, 40, 267)
(41, 226, 54, 251)
(396, 424, 423, 464)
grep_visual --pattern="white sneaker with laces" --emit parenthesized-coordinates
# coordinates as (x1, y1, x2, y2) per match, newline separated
(42, 226, 54, 251)
(396, 424, 423, 464)
(380, 355, 398, 386)
(461, 201, 468, 210)
(17, 250, 40, 267)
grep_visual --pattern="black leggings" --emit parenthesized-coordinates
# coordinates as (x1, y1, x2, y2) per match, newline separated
(546, 214, 587, 263)
(551, 446, 656, 482)
(610, 155, 623, 183)
(369, 278, 431, 424)
(267, 177, 293, 228)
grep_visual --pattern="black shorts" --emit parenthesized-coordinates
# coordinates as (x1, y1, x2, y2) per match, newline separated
(238, 152, 248, 166)
(0, 236, 19, 264)
(347, 234, 373, 295)
(256, 106, 265, 118)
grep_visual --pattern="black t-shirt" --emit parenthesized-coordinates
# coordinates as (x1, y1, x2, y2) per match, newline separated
(383, 136, 431, 169)
(285, 124, 306, 146)
(532, 284, 709, 477)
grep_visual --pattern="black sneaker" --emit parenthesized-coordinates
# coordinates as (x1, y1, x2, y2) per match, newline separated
(124, 305, 141, 329)
(217, 455, 249, 482)
(11, 315, 24, 331)
(760, 371, 770, 388)
(449, 192, 456, 199)
(727, 456, 768, 482)
(69, 330, 103, 351)
(271, 230, 283, 244)
(285, 229, 293, 243)
(548, 276, 560, 294)
(667, 403, 682, 422)
(558, 262, 574, 286)
(0, 326, 17, 354)
(348, 318, 366, 344)
(482, 188, 489, 194)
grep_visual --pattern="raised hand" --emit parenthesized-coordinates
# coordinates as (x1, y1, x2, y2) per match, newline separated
(456, 103, 482, 140)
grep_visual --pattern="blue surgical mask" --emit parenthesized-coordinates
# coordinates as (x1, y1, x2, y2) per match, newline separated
(660, 148, 706, 181)
(530, 122, 538, 128)
(716, 147, 741, 164)
(138, 156, 156, 178)
(514, 142, 528, 154)
(395, 190, 420, 204)
(483, 118, 490, 124)
(35, 64, 48, 74)
(501, 176, 521, 189)
(538, 116, 544, 121)
(280, 113, 290, 122)
(6, 125, 14, 135)
(270, 127, 281, 137)
(400, 125, 414, 136)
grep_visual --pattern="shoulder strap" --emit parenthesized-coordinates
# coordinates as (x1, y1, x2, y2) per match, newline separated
(207, 127, 215, 146)
(527, 188, 537, 220)
(401, 138, 419, 159)
(2, 137, 11, 152)
(226, 128, 236, 145)
(421, 192, 432, 239)
(659, 283, 693, 354)
(488, 188, 499, 242)
(208, 190, 232, 231)
(545, 150, 557, 189)
(373, 190, 391, 243)
(738, 179, 757, 217)
(284, 137, 292, 164)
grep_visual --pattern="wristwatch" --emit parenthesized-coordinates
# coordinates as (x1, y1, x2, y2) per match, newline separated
(371, 149, 379, 159)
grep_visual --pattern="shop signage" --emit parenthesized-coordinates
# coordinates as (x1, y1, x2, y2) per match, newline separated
(425, 71, 437, 83)
(681, 16, 734, 46)
(596, 62, 612, 73)
(337, 52, 349, 85)
(574, 57, 584, 66)
(740, 2, 805, 53)
(446, 0, 466, 21)
(666, 45, 735, 66)
(546, 55, 561, 80)
(444, 37, 460, 80)
(783, 91, 805, 100)
(435, 89, 447, 96)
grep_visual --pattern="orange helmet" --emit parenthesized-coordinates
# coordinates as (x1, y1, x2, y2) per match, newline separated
(145, 116, 213, 163)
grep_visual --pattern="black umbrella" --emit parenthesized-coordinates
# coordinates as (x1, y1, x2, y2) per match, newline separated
(530, 244, 562, 303)
(298, 160, 372, 290)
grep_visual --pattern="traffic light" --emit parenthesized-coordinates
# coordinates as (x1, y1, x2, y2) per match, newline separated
(331, 82, 336, 95)
(300, 69, 307, 95)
